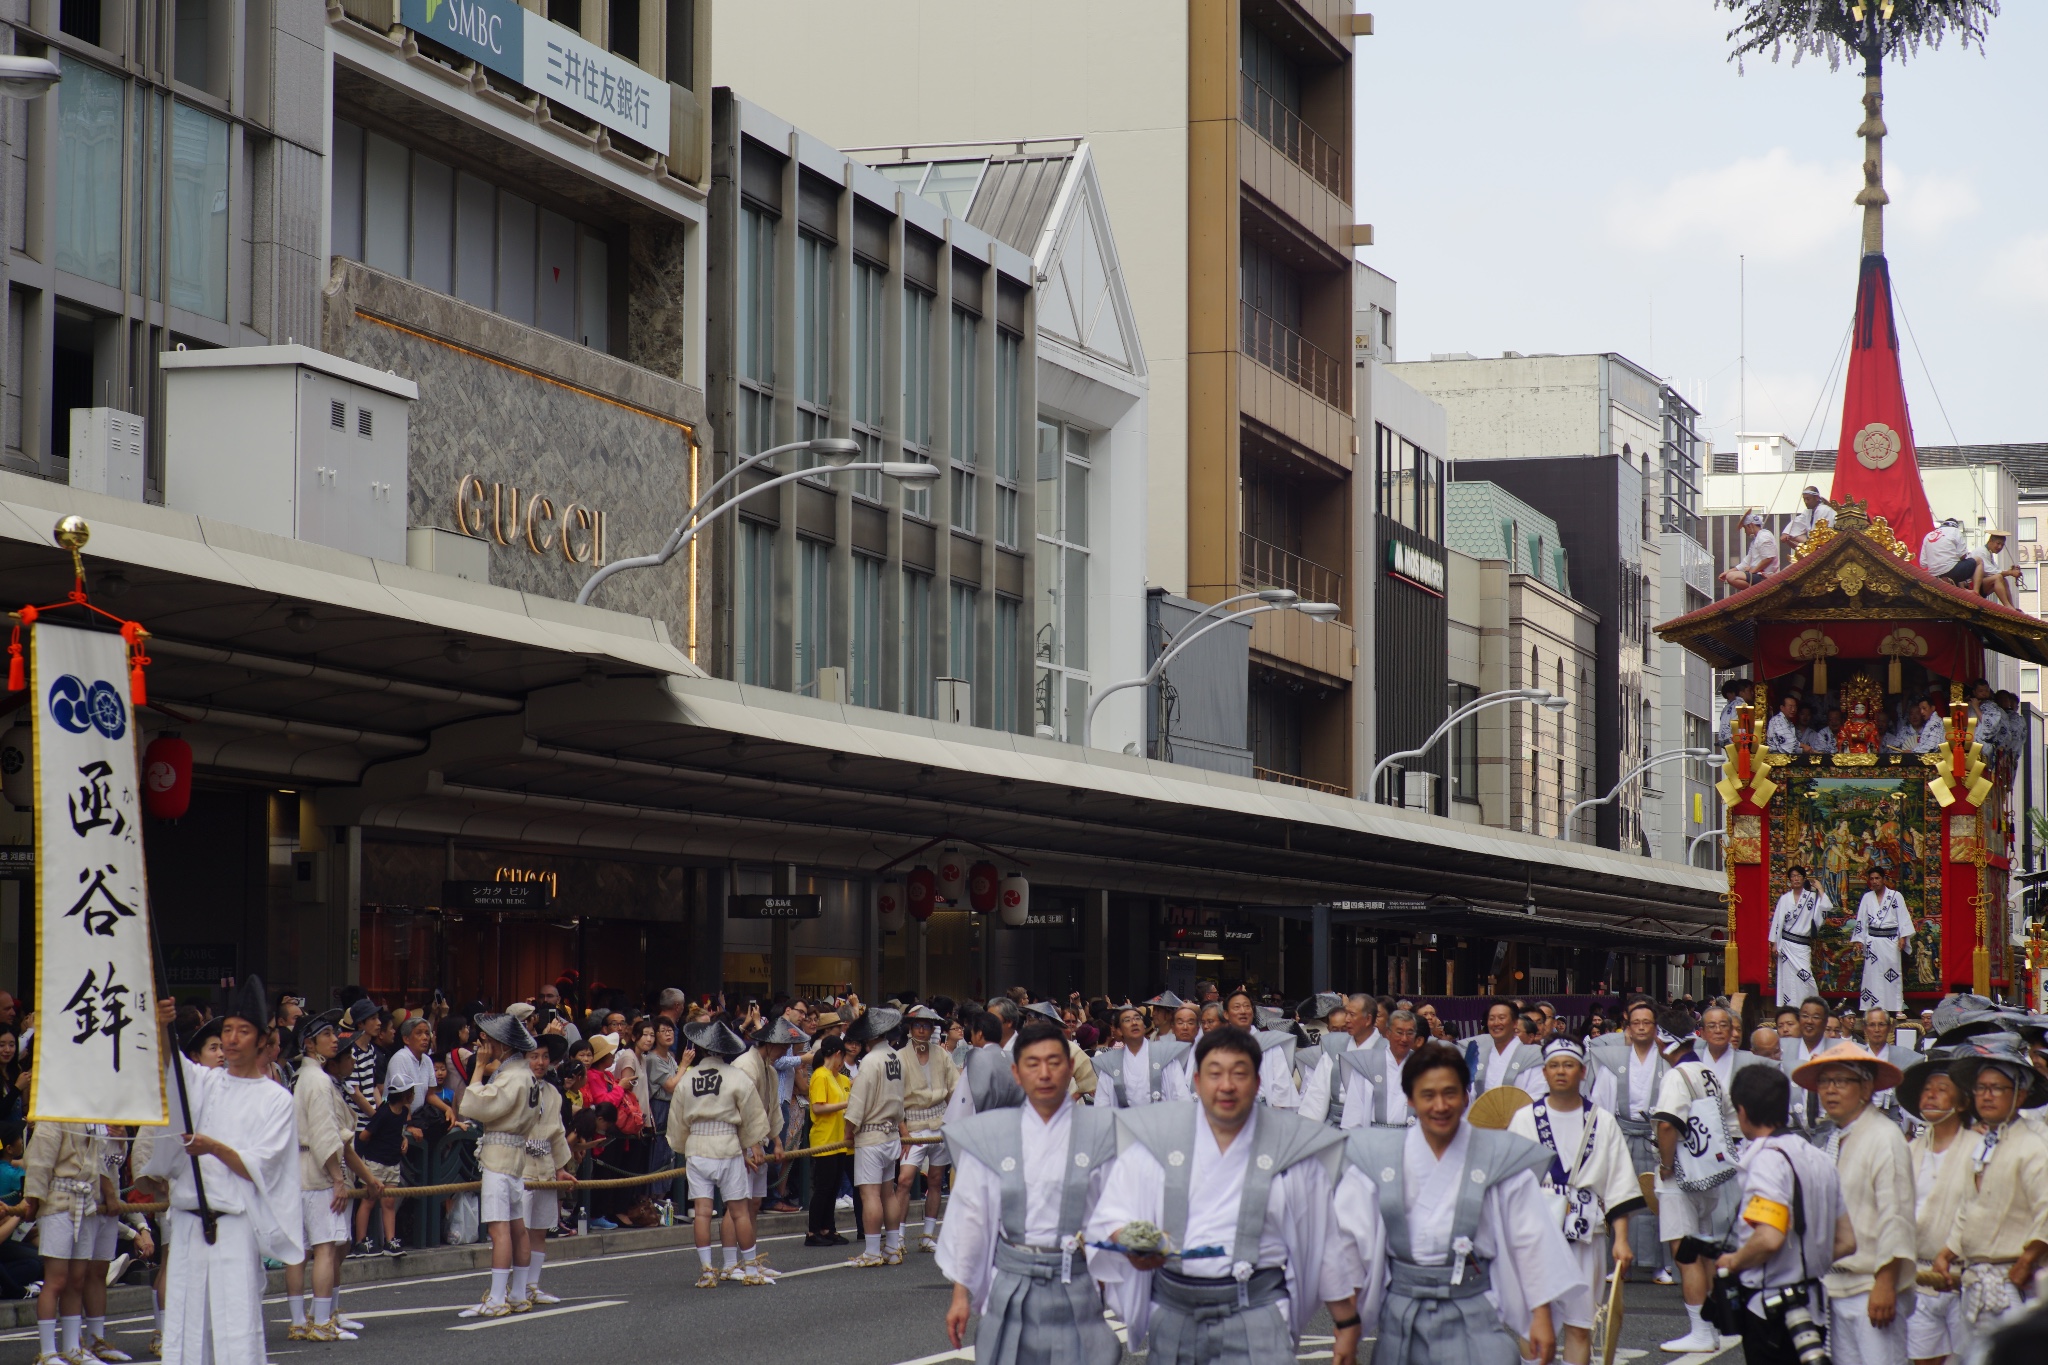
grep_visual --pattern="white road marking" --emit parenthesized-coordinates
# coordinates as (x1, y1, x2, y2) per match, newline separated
(446, 1299, 627, 1331)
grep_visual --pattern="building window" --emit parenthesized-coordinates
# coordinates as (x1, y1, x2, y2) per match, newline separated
(851, 554, 883, 707)
(2023, 668, 2039, 694)
(2022, 517, 2038, 543)
(1376, 423, 1442, 543)
(994, 332, 1022, 549)
(902, 286, 935, 519)
(56, 61, 124, 290)
(902, 569, 933, 718)
(1034, 420, 1092, 739)
(332, 119, 610, 351)
(949, 582, 979, 701)
(1448, 681, 1479, 804)
(949, 308, 979, 534)
(736, 519, 775, 686)
(795, 233, 833, 476)
(993, 596, 1020, 734)
(850, 260, 887, 501)
(736, 205, 777, 456)
(795, 538, 831, 692)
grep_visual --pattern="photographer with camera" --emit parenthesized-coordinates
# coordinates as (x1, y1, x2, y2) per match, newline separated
(1714, 1065, 1854, 1365)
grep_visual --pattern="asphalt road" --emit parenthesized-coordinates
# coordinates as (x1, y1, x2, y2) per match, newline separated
(0, 1224, 1740, 1365)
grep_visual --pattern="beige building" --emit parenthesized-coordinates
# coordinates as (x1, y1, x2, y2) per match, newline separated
(716, 0, 1376, 792)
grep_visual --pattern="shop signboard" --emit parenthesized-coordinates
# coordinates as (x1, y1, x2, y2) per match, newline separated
(1001, 906, 1075, 929)
(0, 846, 31, 879)
(727, 894, 823, 920)
(443, 880, 555, 910)
(162, 943, 239, 987)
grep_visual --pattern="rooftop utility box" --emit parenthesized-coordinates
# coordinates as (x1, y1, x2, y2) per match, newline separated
(161, 345, 419, 562)
(68, 408, 147, 502)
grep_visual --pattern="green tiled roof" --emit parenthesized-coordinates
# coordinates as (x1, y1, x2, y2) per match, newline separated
(1444, 482, 1572, 594)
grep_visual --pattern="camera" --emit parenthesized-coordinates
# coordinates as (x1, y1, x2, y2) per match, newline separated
(1758, 1286, 1830, 1365)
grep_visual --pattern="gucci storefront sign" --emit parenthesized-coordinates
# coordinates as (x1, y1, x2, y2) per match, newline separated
(455, 477, 608, 564)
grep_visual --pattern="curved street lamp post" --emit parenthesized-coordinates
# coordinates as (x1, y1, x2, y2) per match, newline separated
(1567, 747, 1723, 842)
(577, 438, 936, 605)
(1367, 688, 1569, 807)
(1079, 589, 1340, 749)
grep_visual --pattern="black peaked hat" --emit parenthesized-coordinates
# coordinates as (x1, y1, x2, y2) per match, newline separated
(1896, 1046, 1963, 1120)
(844, 1007, 905, 1042)
(538, 1032, 569, 1066)
(1948, 1034, 2048, 1111)
(474, 1012, 538, 1053)
(684, 1019, 748, 1057)
(180, 1017, 223, 1059)
(754, 1017, 804, 1045)
(224, 975, 270, 1030)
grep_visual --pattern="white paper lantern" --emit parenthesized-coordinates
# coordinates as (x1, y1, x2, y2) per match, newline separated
(999, 873, 1030, 927)
(0, 725, 29, 810)
(877, 880, 906, 930)
(935, 845, 968, 904)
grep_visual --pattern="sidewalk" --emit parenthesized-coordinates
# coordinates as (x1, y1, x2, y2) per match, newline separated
(0, 1209, 813, 1328)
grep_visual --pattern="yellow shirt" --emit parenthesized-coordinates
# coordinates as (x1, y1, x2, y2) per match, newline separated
(809, 1066, 851, 1149)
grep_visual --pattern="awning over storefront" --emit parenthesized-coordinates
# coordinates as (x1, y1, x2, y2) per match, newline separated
(0, 472, 1723, 952)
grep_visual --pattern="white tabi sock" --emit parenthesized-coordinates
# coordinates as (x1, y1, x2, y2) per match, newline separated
(885, 1227, 903, 1252)
(288, 1297, 307, 1328)
(1685, 1303, 1707, 1336)
(486, 1267, 509, 1305)
(923, 1217, 936, 1238)
(865, 1232, 882, 1257)
(722, 1246, 739, 1268)
(85, 1317, 105, 1344)
(60, 1316, 81, 1355)
(529, 1251, 545, 1287)
(739, 1245, 757, 1265)
(152, 1292, 163, 1335)
(509, 1263, 530, 1300)
(36, 1320, 56, 1358)
(313, 1298, 333, 1325)
(696, 1246, 715, 1268)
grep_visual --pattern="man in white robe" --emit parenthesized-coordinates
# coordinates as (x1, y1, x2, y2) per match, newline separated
(843, 1007, 910, 1266)
(1323, 1040, 1580, 1365)
(944, 1010, 1022, 1122)
(140, 983, 302, 1365)
(1928, 1039, 2048, 1357)
(1854, 866, 1917, 1013)
(1156, 1003, 1217, 1104)
(1769, 867, 1831, 1007)
(1654, 1014, 1747, 1353)
(1086, 1025, 1354, 1365)
(1507, 1039, 1645, 1365)
(1298, 993, 1386, 1127)
(1899, 1057, 1973, 1364)
(937, 1019, 1118, 1365)
(456, 1012, 541, 1315)
(1466, 1000, 1544, 1101)
(284, 1011, 382, 1341)
(1222, 991, 1301, 1108)
(895, 1006, 958, 1252)
(1592, 998, 1671, 1286)
(1794, 1042, 1917, 1365)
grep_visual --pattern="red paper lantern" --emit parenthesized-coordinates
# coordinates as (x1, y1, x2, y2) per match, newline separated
(143, 733, 193, 820)
(907, 866, 938, 921)
(967, 861, 1000, 914)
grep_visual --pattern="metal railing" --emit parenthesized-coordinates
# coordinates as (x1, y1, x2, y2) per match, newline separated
(1241, 302, 1347, 409)
(1241, 531, 1346, 612)
(1240, 73, 1345, 196)
(1255, 765, 1349, 796)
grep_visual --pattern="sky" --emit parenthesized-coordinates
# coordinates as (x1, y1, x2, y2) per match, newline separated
(1356, 0, 2043, 453)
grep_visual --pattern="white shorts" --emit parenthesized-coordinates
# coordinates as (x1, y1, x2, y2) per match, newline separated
(301, 1189, 351, 1247)
(1906, 1286, 1964, 1359)
(1656, 1177, 1709, 1242)
(526, 1189, 559, 1230)
(747, 1163, 768, 1200)
(854, 1139, 903, 1187)
(1556, 1236, 1608, 1331)
(480, 1168, 526, 1226)
(898, 1136, 950, 1172)
(36, 1213, 118, 1262)
(1829, 1292, 1910, 1365)
(686, 1155, 750, 1203)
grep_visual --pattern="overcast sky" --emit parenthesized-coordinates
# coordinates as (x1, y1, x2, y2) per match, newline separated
(1357, 0, 2042, 453)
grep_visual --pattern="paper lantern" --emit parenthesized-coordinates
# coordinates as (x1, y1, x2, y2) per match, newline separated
(0, 725, 28, 810)
(934, 846, 968, 904)
(143, 733, 194, 820)
(999, 873, 1030, 927)
(877, 880, 906, 930)
(967, 861, 1000, 914)
(907, 866, 938, 921)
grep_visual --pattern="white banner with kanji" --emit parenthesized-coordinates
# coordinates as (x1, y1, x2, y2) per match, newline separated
(29, 621, 165, 1123)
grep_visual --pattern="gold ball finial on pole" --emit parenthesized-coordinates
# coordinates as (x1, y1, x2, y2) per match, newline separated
(53, 515, 90, 584)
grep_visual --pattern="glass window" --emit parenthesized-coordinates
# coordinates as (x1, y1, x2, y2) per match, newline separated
(410, 154, 455, 297)
(993, 597, 1020, 734)
(796, 235, 831, 409)
(2023, 668, 2039, 694)
(902, 570, 933, 718)
(850, 261, 886, 501)
(2022, 517, 2038, 543)
(1448, 681, 1479, 803)
(949, 308, 978, 533)
(362, 130, 409, 278)
(736, 519, 775, 686)
(995, 333, 1021, 549)
(851, 555, 883, 708)
(902, 287, 934, 519)
(56, 61, 124, 288)
(914, 160, 988, 217)
(1033, 420, 1094, 737)
(167, 101, 228, 321)
(796, 538, 831, 691)
(949, 582, 979, 695)
(737, 205, 777, 457)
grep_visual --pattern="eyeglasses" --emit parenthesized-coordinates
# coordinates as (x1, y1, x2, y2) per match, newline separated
(1814, 1075, 1865, 1089)
(1973, 1081, 2016, 1097)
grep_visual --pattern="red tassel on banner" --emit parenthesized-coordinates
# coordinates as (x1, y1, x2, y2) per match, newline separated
(120, 620, 150, 706)
(7, 606, 37, 693)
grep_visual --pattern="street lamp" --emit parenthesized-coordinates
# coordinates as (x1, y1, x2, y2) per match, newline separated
(1566, 747, 1722, 841)
(1079, 589, 1339, 748)
(1689, 825, 1726, 867)
(577, 438, 937, 605)
(0, 56, 60, 99)
(1368, 688, 1568, 806)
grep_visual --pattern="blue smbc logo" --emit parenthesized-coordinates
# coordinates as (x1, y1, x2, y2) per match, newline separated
(48, 675, 127, 740)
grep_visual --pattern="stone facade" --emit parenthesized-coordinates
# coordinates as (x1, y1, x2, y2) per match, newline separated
(323, 259, 709, 652)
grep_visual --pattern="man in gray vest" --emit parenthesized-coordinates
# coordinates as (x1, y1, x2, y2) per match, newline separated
(945, 1010, 1025, 1124)
(1465, 999, 1544, 1100)
(1323, 1041, 1583, 1365)
(1594, 996, 1673, 1286)
(1096, 1006, 1188, 1109)
(1224, 991, 1302, 1108)
(938, 1020, 1120, 1365)
(1087, 1026, 1355, 1365)
(1299, 994, 1388, 1128)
